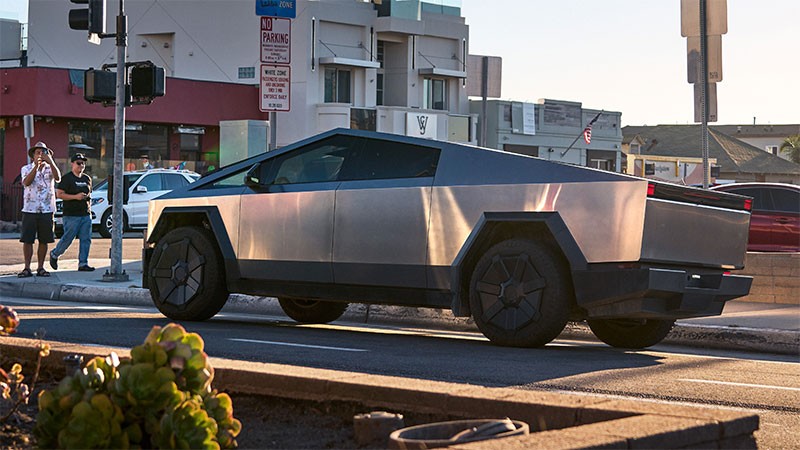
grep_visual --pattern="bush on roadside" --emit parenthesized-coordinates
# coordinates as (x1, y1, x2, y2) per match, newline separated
(34, 323, 241, 449)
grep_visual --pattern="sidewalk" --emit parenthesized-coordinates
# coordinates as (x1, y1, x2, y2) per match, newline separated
(1, 259, 798, 355)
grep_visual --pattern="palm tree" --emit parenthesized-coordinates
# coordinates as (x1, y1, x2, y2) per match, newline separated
(779, 135, 800, 163)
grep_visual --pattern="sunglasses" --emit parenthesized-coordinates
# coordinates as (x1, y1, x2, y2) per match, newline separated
(74, 161, 86, 166)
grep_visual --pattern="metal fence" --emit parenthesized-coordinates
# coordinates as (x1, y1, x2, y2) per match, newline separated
(0, 183, 24, 223)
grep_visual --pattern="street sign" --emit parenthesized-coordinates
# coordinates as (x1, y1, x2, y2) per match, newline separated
(681, 0, 727, 37)
(467, 55, 502, 98)
(687, 35, 722, 83)
(260, 17, 291, 64)
(694, 82, 718, 123)
(256, 0, 296, 18)
(260, 64, 291, 112)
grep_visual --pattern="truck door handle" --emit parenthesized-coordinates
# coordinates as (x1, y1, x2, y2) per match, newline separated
(775, 218, 791, 224)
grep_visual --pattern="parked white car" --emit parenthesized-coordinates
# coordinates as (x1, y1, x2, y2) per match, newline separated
(56, 168, 200, 238)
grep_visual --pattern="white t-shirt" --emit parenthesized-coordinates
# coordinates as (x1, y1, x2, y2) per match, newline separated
(21, 162, 57, 213)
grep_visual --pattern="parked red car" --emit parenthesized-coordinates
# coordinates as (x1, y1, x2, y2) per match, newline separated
(711, 183, 800, 252)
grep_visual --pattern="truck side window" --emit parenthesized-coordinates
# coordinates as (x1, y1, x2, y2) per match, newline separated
(272, 136, 358, 184)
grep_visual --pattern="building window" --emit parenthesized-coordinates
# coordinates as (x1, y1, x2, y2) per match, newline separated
(376, 73, 384, 106)
(324, 67, 351, 103)
(377, 40, 385, 65)
(586, 150, 617, 172)
(423, 78, 447, 110)
(351, 108, 376, 131)
(179, 133, 201, 163)
(238, 67, 255, 79)
(68, 121, 168, 181)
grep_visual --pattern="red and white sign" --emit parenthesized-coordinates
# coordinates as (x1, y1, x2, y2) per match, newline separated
(260, 64, 291, 112)
(260, 17, 291, 64)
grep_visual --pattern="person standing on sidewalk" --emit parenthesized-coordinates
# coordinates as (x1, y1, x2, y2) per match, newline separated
(18, 141, 61, 278)
(50, 153, 95, 272)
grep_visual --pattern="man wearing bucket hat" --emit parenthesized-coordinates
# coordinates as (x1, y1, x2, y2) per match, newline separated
(19, 141, 61, 278)
(50, 153, 95, 272)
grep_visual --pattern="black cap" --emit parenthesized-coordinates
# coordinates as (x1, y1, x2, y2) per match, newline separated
(71, 153, 88, 162)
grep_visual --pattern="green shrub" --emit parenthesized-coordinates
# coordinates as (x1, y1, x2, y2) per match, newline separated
(35, 323, 241, 449)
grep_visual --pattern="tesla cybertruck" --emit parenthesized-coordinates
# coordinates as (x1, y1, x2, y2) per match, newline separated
(143, 129, 752, 348)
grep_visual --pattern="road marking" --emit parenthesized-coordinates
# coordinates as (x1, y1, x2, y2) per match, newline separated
(679, 378, 800, 392)
(229, 338, 367, 352)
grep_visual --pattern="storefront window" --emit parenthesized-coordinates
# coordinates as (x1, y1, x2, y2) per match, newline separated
(69, 121, 169, 181)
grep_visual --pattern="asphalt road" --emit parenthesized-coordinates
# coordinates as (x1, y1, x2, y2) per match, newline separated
(3, 296, 799, 450)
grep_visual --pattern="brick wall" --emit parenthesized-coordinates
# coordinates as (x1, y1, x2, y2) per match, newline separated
(737, 253, 800, 305)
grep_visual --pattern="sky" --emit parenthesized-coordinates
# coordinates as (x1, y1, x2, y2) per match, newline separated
(461, 0, 800, 126)
(2, 0, 798, 126)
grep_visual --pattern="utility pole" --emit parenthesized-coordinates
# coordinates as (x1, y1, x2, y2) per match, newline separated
(699, 0, 710, 189)
(681, 0, 726, 188)
(104, 0, 128, 281)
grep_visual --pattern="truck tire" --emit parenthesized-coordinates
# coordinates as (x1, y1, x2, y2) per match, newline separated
(587, 318, 675, 349)
(278, 298, 349, 324)
(148, 226, 229, 321)
(469, 239, 571, 348)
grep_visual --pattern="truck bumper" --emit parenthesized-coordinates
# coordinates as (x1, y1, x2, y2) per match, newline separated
(572, 267, 753, 320)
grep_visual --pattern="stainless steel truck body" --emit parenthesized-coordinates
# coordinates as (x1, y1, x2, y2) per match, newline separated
(144, 129, 752, 348)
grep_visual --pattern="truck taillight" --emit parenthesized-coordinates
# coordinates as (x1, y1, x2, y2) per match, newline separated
(647, 183, 655, 197)
(743, 199, 752, 211)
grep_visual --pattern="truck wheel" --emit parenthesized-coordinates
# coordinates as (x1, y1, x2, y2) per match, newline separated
(148, 226, 229, 321)
(587, 318, 675, 349)
(469, 239, 571, 348)
(99, 209, 127, 238)
(278, 298, 348, 324)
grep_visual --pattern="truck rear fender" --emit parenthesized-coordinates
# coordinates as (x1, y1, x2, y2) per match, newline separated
(450, 212, 587, 317)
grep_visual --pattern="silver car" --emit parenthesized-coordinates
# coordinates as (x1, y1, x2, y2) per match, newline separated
(143, 129, 753, 348)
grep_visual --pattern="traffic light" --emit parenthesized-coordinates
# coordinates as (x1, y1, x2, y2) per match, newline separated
(69, 0, 106, 35)
(131, 66, 166, 98)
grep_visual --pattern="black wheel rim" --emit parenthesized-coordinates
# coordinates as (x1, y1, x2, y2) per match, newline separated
(476, 253, 546, 330)
(151, 237, 206, 307)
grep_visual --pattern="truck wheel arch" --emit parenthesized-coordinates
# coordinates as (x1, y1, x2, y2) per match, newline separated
(449, 212, 587, 317)
(145, 206, 240, 286)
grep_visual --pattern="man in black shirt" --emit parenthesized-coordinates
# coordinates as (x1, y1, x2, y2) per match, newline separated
(50, 153, 95, 271)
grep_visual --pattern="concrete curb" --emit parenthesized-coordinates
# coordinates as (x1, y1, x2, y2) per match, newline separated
(2, 280, 797, 355)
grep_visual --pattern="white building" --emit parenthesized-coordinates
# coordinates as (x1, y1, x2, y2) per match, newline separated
(22, 0, 475, 147)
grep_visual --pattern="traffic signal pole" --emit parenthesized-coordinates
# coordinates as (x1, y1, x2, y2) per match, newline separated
(104, 0, 128, 282)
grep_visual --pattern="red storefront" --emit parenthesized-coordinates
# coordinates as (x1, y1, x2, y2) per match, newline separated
(0, 67, 267, 220)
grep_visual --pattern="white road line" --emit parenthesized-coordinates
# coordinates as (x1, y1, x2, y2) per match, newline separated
(229, 338, 368, 352)
(679, 378, 800, 392)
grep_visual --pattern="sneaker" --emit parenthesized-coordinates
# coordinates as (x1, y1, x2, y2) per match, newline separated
(49, 252, 58, 270)
(78, 265, 96, 272)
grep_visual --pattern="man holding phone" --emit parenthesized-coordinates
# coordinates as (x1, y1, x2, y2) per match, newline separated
(50, 153, 95, 272)
(19, 141, 61, 277)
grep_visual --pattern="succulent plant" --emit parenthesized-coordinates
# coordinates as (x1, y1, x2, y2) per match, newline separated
(154, 397, 219, 449)
(35, 323, 241, 449)
(0, 305, 20, 335)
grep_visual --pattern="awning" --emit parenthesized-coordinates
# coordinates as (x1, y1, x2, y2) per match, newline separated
(318, 57, 380, 69)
